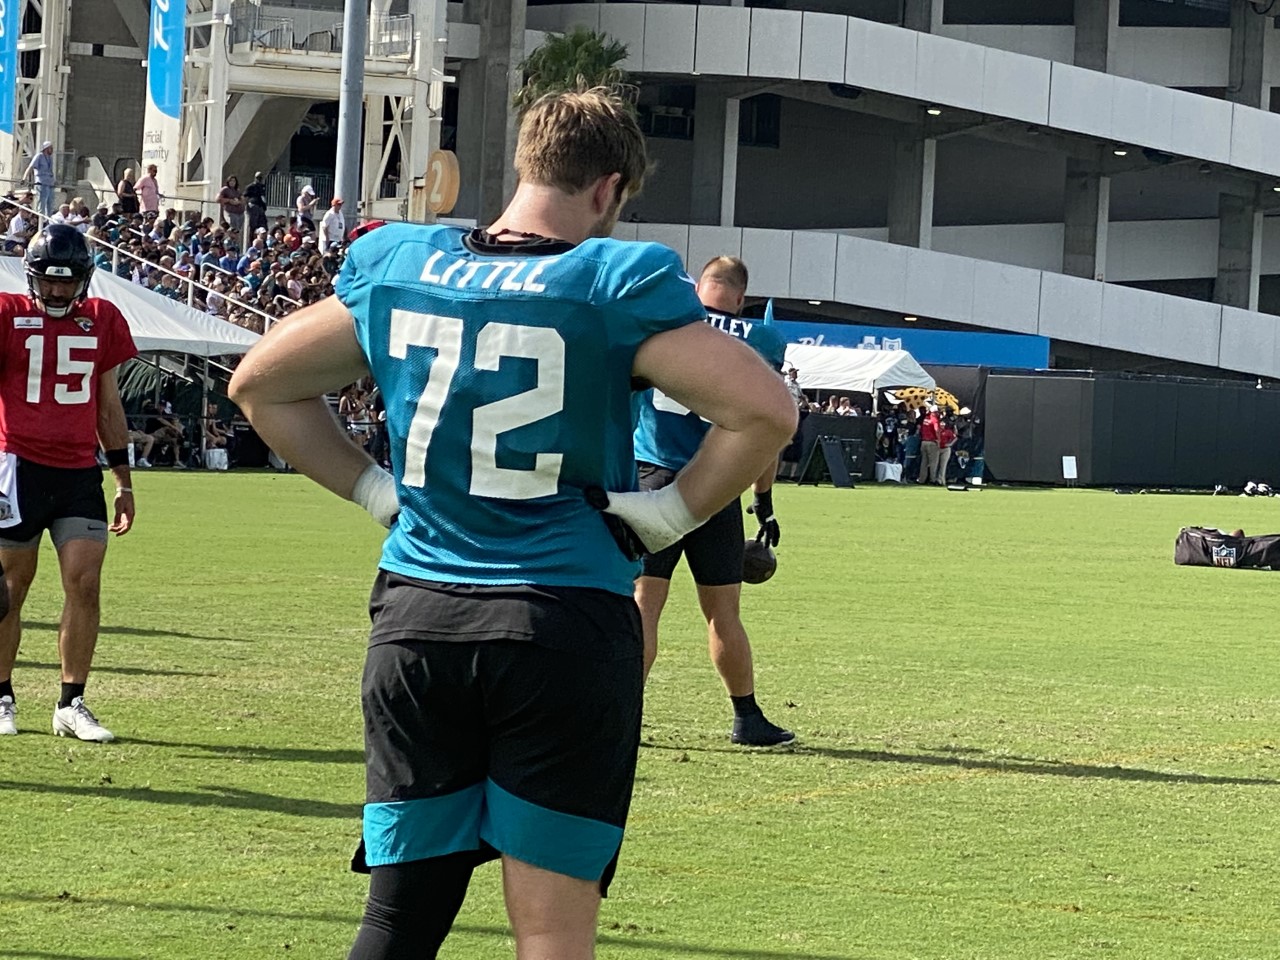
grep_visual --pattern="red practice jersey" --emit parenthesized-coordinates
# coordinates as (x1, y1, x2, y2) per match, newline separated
(0, 293, 138, 468)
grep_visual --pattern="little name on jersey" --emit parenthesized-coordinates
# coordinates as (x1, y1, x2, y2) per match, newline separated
(419, 251, 550, 293)
(706, 314, 753, 339)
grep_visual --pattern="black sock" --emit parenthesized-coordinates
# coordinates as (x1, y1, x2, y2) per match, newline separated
(731, 692, 761, 719)
(0, 679, 12, 701)
(59, 683, 85, 708)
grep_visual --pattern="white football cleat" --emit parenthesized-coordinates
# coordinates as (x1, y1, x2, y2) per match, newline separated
(52, 697, 114, 743)
(0, 695, 16, 735)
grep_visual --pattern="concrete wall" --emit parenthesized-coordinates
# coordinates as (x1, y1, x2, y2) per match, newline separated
(631, 96, 1234, 232)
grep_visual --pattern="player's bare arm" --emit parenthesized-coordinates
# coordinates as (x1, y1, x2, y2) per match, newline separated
(96, 368, 134, 536)
(229, 295, 375, 504)
(634, 322, 796, 521)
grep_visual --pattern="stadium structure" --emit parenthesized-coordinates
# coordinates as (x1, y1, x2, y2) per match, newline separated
(29, 0, 1280, 379)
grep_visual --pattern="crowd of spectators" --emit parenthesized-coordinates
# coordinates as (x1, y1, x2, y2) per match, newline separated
(781, 367, 984, 485)
(0, 177, 349, 335)
(0, 172, 359, 468)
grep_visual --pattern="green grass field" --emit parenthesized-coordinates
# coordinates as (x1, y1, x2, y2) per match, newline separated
(3, 474, 1279, 960)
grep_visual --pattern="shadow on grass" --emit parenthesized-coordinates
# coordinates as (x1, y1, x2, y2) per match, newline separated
(5, 895, 856, 960)
(5, 890, 357, 926)
(7, 952, 138, 960)
(457, 924, 859, 959)
(25, 621, 249, 643)
(14, 659, 214, 679)
(0, 779, 360, 819)
(125, 737, 363, 765)
(643, 742, 1278, 787)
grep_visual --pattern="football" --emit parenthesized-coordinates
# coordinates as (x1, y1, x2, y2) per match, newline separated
(742, 537, 777, 585)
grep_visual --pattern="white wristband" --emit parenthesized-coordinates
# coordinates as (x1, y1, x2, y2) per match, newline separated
(601, 481, 701, 555)
(352, 463, 399, 528)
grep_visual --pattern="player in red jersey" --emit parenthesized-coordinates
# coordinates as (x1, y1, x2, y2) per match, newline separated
(0, 224, 138, 742)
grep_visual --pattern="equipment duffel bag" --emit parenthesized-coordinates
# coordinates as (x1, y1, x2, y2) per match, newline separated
(1174, 526, 1280, 570)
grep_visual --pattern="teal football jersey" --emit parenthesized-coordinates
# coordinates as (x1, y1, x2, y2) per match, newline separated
(337, 223, 705, 595)
(633, 310, 788, 471)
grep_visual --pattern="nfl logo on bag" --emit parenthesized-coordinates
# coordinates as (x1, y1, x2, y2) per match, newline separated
(1212, 545, 1237, 568)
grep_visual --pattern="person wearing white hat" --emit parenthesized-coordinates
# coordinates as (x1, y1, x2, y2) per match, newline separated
(22, 141, 56, 220)
(295, 184, 318, 229)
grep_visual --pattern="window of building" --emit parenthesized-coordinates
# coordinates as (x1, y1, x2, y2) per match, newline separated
(638, 83, 695, 141)
(1119, 0, 1230, 28)
(739, 94, 781, 149)
(944, 0, 1073, 25)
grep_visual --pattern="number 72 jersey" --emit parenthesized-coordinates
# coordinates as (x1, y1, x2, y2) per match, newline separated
(338, 223, 706, 597)
(0, 293, 137, 469)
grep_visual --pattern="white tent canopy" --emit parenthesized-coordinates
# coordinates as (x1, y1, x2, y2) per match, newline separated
(0, 257, 261, 356)
(784, 344, 935, 393)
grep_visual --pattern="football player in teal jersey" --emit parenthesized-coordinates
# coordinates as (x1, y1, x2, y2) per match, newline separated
(633, 255, 795, 747)
(230, 90, 797, 960)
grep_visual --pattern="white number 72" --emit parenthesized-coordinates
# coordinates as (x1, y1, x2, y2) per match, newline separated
(390, 309, 565, 500)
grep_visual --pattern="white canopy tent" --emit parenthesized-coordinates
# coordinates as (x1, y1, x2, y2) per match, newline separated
(784, 344, 935, 393)
(0, 257, 260, 356)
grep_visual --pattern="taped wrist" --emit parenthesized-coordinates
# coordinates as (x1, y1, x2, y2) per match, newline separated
(352, 463, 398, 528)
(602, 482, 700, 555)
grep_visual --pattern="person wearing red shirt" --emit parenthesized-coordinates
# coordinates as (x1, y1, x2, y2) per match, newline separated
(936, 417, 958, 486)
(917, 406, 941, 484)
(0, 224, 138, 742)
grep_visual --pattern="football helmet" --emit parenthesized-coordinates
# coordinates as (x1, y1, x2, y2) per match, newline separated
(25, 224, 94, 318)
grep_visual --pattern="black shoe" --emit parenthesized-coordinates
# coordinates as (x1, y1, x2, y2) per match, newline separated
(731, 714, 795, 747)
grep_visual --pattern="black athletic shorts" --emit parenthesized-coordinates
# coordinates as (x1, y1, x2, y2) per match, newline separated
(356, 571, 644, 893)
(638, 463, 744, 586)
(0, 456, 108, 548)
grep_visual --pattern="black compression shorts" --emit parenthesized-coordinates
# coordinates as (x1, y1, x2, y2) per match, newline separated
(356, 571, 644, 893)
(0, 456, 108, 548)
(637, 463, 744, 586)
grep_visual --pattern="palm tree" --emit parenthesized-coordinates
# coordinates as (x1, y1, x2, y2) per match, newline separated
(513, 27, 634, 113)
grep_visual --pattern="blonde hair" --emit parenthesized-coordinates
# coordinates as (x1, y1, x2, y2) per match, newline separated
(514, 88, 649, 198)
(700, 256, 749, 295)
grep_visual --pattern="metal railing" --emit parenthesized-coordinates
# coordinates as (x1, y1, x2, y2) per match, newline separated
(230, 9, 295, 51)
(335, 14, 415, 58)
(230, 3, 413, 59)
(265, 171, 333, 211)
(79, 229, 280, 335)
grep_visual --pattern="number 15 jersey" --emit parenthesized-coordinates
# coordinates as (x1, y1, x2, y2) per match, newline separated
(0, 294, 137, 469)
(337, 223, 706, 597)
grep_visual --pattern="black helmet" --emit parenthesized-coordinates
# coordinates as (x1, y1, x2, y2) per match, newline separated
(742, 536, 777, 585)
(25, 223, 94, 317)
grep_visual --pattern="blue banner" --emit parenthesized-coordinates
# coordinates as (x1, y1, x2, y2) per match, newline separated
(148, 0, 186, 120)
(773, 320, 1050, 369)
(0, 0, 20, 135)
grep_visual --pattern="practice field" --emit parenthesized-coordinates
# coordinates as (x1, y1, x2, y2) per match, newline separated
(3, 474, 1279, 960)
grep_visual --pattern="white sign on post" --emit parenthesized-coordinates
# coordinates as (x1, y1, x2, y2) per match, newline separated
(1062, 456, 1078, 481)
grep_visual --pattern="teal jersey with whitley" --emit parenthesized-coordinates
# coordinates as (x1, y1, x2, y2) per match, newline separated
(337, 223, 705, 595)
(633, 310, 787, 471)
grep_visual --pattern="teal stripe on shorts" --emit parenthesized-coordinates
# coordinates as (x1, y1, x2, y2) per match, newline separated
(362, 782, 485, 867)
(480, 779, 624, 882)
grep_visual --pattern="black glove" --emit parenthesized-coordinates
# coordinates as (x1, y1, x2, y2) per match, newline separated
(747, 489, 780, 547)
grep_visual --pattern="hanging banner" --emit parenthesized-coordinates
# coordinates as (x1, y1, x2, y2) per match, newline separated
(772, 320, 1050, 369)
(142, 0, 186, 200)
(0, 0, 20, 184)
